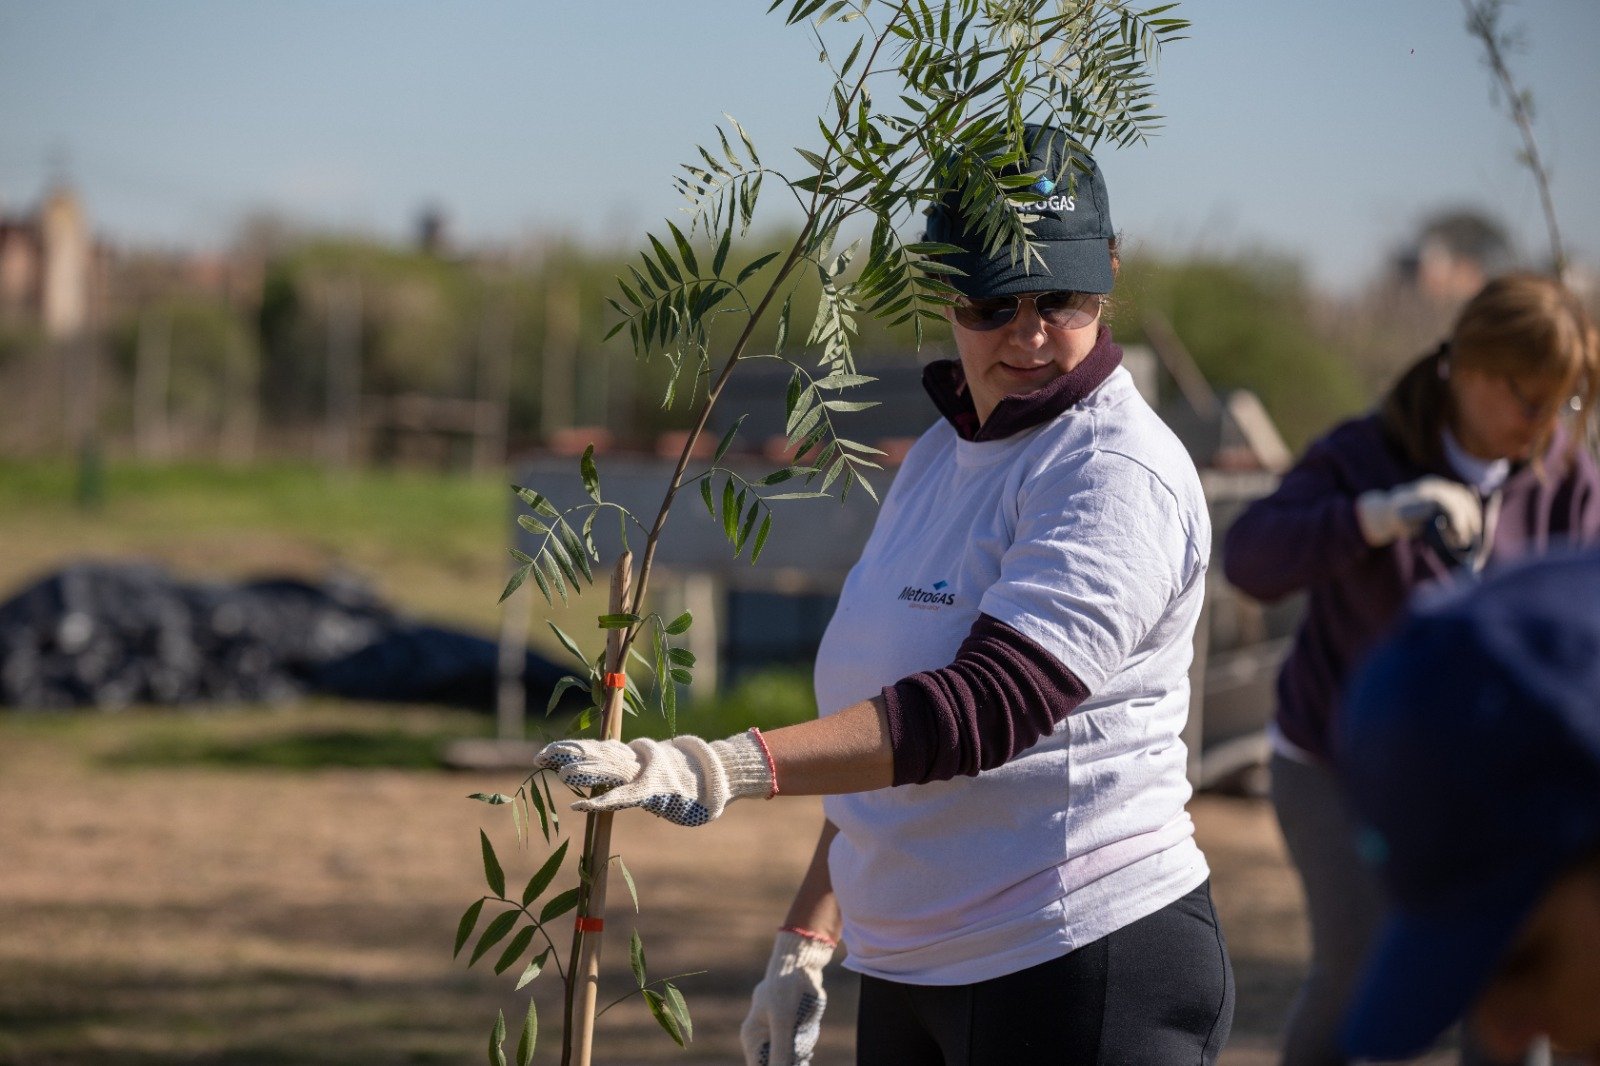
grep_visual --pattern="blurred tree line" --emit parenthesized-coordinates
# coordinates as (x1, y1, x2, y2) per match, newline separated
(3, 222, 1491, 466)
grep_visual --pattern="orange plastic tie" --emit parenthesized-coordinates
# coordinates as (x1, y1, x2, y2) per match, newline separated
(603, 672, 627, 690)
(575, 916, 605, 933)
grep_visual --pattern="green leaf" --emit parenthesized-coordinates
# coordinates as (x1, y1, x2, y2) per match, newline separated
(522, 839, 569, 906)
(711, 228, 731, 277)
(544, 675, 588, 716)
(515, 947, 551, 991)
(528, 777, 551, 841)
(469, 792, 513, 805)
(597, 613, 640, 629)
(786, 401, 823, 444)
(757, 466, 799, 486)
(647, 232, 683, 284)
(562, 528, 594, 582)
(540, 887, 581, 923)
(494, 925, 537, 975)
(815, 371, 877, 389)
(670, 667, 693, 685)
(713, 413, 746, 464)
(736, 251, 780, 284)
(490, 1010, 507, 1066)
(547, 622, 586, 666)
(615, 856, 640, 912)
(721, 478, 737, 541)
(453, 898, 486, 958)
(664, 982, 694, 1043)
(516, 998, 538, 1066)
(481, 830, 506, 898)
(667, 220, 699, 277)
(736, 500, 760, 554)
(764, 490, 830, 501)
(539, 773, 560, 835)
(544, 548, 576, 599)
(579, 444, 601, 503)
(667, 647, 696, 667)
(630, 929, 647, 987)
(775, 296, 793, 355)
(528, 560, 553, 606)
(499, 564, 532, 604)
(783, 368, 803, 421)
(853, 468, 881, 504)
(751, 513, 773, 563)
(535, 552, 566, 606)
(470, 909, 519, 965)
(662, 656, 677, 734)
(644, 989, 687, 1047)
(700, 477, 716, 519)
(664, 611, 693, 635)
(516, 514, 550, 536)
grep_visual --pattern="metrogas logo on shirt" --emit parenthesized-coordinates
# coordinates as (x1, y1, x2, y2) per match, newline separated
(898, 579, 956, 610)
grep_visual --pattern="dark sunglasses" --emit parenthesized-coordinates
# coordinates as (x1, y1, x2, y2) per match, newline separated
(952, 291, 1104, 332)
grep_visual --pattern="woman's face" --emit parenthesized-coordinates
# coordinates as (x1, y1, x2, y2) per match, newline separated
(1449, 366, 1572, 462)
(1470, 863, 1600, 1062)
(948, 291, 1103, 424)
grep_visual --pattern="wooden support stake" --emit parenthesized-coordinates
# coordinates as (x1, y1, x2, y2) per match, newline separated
(568, 551, 633, 1066)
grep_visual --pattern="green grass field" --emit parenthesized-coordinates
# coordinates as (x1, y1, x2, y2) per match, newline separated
(0, 458, 512, 632)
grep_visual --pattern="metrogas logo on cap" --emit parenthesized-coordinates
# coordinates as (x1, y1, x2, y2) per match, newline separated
(898, 578, 956, 608)
(1018, 176, 1075, 213)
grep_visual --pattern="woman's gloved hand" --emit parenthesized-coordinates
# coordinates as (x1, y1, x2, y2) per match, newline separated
(533, 730, 775, 827)
(741, 929, 835, 1066)
(1355, 476, 1482, 550)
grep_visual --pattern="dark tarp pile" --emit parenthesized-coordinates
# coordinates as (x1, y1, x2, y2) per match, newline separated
(0, 563, 571, 712)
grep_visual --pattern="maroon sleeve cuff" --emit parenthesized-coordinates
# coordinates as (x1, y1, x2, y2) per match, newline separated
(882, 614, 1091, 786)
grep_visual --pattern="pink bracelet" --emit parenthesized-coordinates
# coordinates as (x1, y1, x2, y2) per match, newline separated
(779, 924, 838, 947)
(749, 727, 779, 798)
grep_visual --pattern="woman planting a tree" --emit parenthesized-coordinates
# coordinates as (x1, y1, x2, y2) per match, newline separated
(536, 123, 1234, 1065)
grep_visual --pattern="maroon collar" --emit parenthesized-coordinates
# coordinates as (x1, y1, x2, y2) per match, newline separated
(921, 326, 1124, 442)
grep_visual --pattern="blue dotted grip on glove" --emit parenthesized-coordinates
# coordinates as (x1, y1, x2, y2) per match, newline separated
(639, 793, 715, 827)
(758, 991, 824, 1066)
(535, 750, 622, 789)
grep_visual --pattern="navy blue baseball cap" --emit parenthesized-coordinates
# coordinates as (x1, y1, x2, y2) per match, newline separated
(923, 123, 1115, 298)
(1338, 549, 1600, 1059)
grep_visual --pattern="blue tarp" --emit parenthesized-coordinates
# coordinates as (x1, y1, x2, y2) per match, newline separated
(0, 563, 570, 712)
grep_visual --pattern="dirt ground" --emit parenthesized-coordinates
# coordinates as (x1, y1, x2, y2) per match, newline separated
(0, 717, 1458, 1066)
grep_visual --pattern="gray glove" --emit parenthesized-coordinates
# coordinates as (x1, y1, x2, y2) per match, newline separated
(533, 730, 774, 827)
(1356, 476, 1482, 550)
(741, 930, 834, 1066)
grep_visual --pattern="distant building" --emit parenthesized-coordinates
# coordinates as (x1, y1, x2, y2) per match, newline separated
(0, 184, 97, 340)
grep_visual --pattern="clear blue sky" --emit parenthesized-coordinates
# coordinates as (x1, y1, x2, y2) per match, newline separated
(2, 0, 1596, 293)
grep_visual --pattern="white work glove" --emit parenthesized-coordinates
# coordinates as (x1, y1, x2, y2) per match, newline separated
(741, 930, 835, 1066)
(533, 729, 774, 827)
(1355, 476, 1482, 550)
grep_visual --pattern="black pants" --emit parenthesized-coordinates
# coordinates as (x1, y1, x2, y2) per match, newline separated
(855, 880, 1234, 1065)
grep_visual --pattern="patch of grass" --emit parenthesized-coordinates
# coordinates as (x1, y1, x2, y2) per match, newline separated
(2, 703, 496, 772)
(106, 725, 489, 771)
(627, 668, 818, 740)
(0, 457, 530, 639)
(0, 459, 503, 545)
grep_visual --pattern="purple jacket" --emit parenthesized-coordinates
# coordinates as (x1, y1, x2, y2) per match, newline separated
(1222, 413, 1600, 763)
